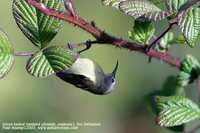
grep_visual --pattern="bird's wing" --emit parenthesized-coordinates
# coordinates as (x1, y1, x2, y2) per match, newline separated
(56, 72, 94, 89)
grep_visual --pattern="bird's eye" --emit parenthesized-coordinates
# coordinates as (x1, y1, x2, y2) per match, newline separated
(111, 78, 115, 83)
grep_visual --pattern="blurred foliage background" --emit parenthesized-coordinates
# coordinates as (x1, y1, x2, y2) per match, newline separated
(0, 0, 200, 133)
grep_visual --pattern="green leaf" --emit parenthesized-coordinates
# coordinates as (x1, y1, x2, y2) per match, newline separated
(156, 33, 187, 52)
(26, 46, 78, 78)
(155, 96, 200, 127)
(177, 71, 192, 86)
(0, 29, 14, 79)
(177, 8, 200, 47)
(169, 34, 186, 44)
(165, 0, 188, 11)
(101, 0, 165, 9)
(145, 76, 185, 132)
(12, 0, 63, 49)
(166, 0, 199, 12)
(155, 32, 173, 52)
(181, 55, 200, 74)
(128, 21, 155, 44)
(119, 0, 173, 21)
(146, 76, 185, 115)
(148, 0, 164, 5)
(101, 0, 123, 9)
(177, 55, 200, 86)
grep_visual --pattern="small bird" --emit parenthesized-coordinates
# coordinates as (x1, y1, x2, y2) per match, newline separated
(56, 56, 118, 95)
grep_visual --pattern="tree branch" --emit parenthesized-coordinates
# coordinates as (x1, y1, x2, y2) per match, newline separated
(25, 0, 182, 69)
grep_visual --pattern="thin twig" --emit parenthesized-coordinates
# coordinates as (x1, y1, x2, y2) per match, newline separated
(67, 40, 100, 49)
(147, 22, 176, 51)
(15, 52, 36, 56)
(25, 0, 182, 69)
(14, 40, 99, 57)
(67, 40, 100, 53)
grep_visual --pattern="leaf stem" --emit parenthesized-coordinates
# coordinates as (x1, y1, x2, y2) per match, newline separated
(67, 40, 100, 50)
(15, 52, 36, 56)
(25, 0, 182, 69)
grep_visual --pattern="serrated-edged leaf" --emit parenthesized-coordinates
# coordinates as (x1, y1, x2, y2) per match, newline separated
(177, 55, 200, 86)
(146, 76, 185, 116)
(101, 0, 124, 9)
(169, 34, 186, 44)
(144, 10, 174, 21)
(146, 91, 185, 132)
(145, 76, 185, 132)
(181, 55, 200, 74)
(177, 71, 192, 86)
(128, 21, 155, 44)
(177, 8, 200, 47)
(165, 0, 188, 11)
(119, 1, 173, 21)
(155, 96, 200, 127)
(0, 29, 14, 79)
(27, 46, 78, 78)
(12, 0, 63, 49)
(149, 0, 164, 4)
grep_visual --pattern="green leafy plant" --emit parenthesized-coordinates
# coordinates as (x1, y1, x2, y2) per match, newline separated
(0, 29, 14, 78)
(1, 0, 200, 132)
(155, 96, 200, 127)
(128, 21, 155, 44)
(13, 0, 63, 49)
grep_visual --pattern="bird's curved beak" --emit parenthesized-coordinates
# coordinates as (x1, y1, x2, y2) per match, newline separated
(112, 60, 118, 77)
